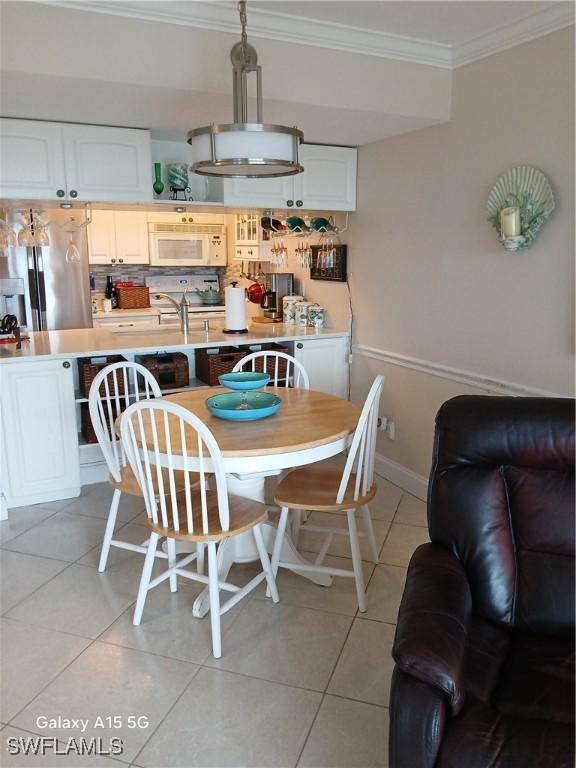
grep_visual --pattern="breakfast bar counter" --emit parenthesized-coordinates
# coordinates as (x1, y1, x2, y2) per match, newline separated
(0, 323, 349, 363)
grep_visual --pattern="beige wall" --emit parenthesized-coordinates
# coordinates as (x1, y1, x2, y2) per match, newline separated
(347, 28, 575, 480)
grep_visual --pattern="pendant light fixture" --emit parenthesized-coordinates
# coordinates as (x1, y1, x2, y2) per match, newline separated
(188, 1, 304, 178)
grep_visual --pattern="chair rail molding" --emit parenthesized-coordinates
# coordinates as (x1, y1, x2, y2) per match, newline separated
(352, 344, 567, 399)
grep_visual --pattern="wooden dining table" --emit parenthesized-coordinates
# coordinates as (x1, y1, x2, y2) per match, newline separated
(124, 386, 359, 617)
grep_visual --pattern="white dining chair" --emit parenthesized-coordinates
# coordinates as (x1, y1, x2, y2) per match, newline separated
(233, 350, 310, 389)
(120, 398, 280, 659)
(89, 361, 166, 572)
(270, 375, 385, 612)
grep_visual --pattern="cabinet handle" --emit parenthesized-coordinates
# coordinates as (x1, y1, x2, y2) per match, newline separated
(286, 199, 294, 207)
(296, 200, 303, 207)
(62, 361, 70, 369)
(69, 189, 78, 198)
(118, 258, 124, 263)
(56, 189, 65, 197)
(296, 343, 303, 349)
(111, 258, 116, 263)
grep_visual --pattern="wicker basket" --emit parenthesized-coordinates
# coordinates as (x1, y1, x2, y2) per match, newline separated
(195, 347, 246, 386)
(136, 352, 189, 390)
(80, 401, 125, 444)
(78, 355, 127, 398)
(116, 285, 150, 309)
(245, 343, 290, 380)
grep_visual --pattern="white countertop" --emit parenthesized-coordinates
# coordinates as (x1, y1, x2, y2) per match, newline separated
(0, 323, 349, 363)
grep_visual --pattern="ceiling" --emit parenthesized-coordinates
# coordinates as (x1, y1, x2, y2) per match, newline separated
(241, 1, 556, 45)
(1, 1, 573, 146)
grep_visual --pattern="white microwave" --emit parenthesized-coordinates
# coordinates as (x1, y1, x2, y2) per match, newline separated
(148, 222, 227, 267)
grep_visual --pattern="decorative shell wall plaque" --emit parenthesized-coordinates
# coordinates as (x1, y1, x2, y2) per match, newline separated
(486, 166, 555, 251)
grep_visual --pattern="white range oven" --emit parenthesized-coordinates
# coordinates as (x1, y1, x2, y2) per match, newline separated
(148, 216, 227, 268)
(145, 274, 226, 328)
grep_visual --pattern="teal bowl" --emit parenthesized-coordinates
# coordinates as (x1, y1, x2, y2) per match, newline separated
(206, 391, 281, 421)
(218, 371, 270, 391)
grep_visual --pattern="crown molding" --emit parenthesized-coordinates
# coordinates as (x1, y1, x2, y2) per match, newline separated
(453, 2, 575, 68)
(38, 1, 575, 71)
(35, 1, 453, 68)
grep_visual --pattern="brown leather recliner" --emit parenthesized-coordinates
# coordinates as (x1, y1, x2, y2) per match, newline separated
(390, 396, 575, 768)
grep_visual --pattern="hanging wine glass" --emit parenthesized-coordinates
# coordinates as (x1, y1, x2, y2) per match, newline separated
(65, 231, 81, 263)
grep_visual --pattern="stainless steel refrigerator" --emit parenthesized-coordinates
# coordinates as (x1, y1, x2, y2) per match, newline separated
(0, 208, 92, 331)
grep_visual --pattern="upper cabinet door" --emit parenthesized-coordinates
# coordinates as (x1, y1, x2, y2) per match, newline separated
(87, 209, 116, 264)
(0, 119, 67, 199)
(223, 175, 294, 208)
(62, 125, 153, 202)
(294, 145, 357, 211)
(114, 211, 150, 264)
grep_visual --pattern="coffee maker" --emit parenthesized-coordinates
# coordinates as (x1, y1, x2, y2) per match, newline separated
(261, 273, 295, 320)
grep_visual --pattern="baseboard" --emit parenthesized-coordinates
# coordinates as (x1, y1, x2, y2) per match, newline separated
(374, 452, 428, 501)
(80, 461, 109, 486)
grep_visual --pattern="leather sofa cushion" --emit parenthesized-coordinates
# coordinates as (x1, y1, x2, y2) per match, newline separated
(494, 633, 575, 725)
(436, 697, 574, 768)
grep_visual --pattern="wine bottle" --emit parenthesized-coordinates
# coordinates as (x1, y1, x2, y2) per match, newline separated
(105, 275, 113, 300)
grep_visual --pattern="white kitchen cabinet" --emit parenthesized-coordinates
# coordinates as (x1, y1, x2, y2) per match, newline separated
(88, 209, 149, 265)
(293, 336, 349, 398)
(224, 175, 294, 209)
(0, 118, 152, 202)
(0, 359, 80, 507)
(231, 213, 260, 261)
(295, 145, 357, 212)
(0, 118, 67, 199)
(223, 144, 357, 211)
(62, 124, 152, 202)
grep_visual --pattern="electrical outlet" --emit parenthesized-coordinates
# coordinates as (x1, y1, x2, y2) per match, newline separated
(378, 416, 396, 439)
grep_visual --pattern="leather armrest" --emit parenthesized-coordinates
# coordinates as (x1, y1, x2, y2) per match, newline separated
(389, 666, 446, 768)
(393, 543, 472, 714)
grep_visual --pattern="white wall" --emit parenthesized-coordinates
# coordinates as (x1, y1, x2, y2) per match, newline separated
(347, 28, 575, 483)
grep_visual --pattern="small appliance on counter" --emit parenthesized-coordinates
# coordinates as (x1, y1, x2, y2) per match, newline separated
(261, 273, 295, 320)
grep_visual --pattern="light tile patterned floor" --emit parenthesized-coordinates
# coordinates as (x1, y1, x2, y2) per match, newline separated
(0, 472, 429, 768)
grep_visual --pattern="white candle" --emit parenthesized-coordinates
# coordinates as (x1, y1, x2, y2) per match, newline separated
(500, 207, 521, 237)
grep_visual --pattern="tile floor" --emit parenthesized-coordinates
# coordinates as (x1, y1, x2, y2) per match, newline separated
(0, 466, 430, 768)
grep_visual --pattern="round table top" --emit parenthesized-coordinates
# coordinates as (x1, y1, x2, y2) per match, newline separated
(161, 387, 360, 457)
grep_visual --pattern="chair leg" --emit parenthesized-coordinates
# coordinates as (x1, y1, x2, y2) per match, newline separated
(133, 532, 159, 626)
(362, 505, 380, 564)
(253, 524, 279, 603)
(196, 542, 205, 575)
(291, 509, 302, 548)
(271, 507, 290, 579)
(98, 488, 121, 573)
(347, 509, 367, 612)
(166, 537, 177, 592)
(207, 542, 222, 659)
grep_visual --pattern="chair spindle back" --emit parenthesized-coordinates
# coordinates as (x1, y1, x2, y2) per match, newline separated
(88, 362, 162, 482)
(120, 399, 230, 535)
(336, 375, 384, 504)
(233, 351, 310, 389)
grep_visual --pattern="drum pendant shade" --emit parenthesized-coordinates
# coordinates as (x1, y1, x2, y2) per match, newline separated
(188, 2, 303, 179)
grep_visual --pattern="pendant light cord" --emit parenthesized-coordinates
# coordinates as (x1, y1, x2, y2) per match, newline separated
(238, 1, 248, 64)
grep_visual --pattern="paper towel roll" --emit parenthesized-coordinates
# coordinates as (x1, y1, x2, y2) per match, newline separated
(225, 285, 247, 331)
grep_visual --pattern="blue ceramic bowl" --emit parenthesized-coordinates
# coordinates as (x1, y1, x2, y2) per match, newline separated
(205, 391, 281, 421)
(218, 371, 270, 391)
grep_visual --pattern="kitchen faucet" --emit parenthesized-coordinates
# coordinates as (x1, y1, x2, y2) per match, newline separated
(155, 291, 189, 334)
